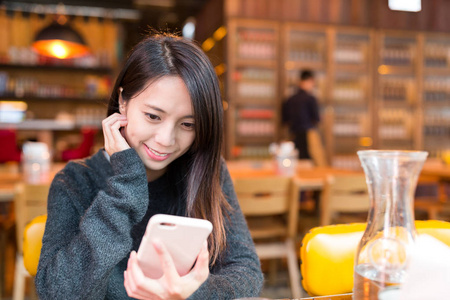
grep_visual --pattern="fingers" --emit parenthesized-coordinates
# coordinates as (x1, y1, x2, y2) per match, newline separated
(102, 113, 130, 156)
(191, 241, 210, 282)
(153, 239, 179, 280)
(124, 251, 163, 299)
(124, 251, 149, 299)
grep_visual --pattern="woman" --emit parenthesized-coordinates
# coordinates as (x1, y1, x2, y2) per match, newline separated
(35, 33, 264, 299)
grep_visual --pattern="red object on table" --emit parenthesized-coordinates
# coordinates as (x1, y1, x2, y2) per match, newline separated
(61, 127, 97, 161)
(0, 129, 21, 163)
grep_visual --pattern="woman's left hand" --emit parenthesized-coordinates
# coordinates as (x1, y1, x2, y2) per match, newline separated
(124, 240, 210, 300)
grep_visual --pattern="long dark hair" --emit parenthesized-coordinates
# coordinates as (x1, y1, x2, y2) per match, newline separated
(107, 33, 230, 265)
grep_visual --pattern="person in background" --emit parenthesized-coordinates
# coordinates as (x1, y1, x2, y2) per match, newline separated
(35, 33, 263, 300)
(282, 69, 321, 161)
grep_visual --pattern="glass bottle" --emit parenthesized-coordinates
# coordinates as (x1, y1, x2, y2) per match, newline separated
(353, 150, 428, 300)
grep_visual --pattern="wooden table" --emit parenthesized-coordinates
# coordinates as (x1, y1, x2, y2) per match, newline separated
(0, 162, 66, 204)
(421, 159, 450, 180)
(227, 159, 359, 193)
(227, 160, 358, 189)
(227, 159, 450, 219)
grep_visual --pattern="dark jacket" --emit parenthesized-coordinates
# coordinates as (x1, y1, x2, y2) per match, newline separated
(282, 88, 320, 132)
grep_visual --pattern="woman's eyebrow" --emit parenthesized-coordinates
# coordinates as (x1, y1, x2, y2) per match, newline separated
(143, 103, 194, 119)
(143, 104, 165, 113)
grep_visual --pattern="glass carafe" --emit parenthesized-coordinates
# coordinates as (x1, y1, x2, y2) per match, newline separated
(353, 150, 428, 300)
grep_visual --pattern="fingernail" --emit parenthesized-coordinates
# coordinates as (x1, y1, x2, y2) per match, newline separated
(152, 239, 162, 251)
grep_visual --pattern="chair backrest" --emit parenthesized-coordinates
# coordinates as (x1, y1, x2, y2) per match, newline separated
(14, 183, 49, 254)
(300, 220, 450, 296)
(234, 176, 297, 238)
(307, 128, 327, 167)
(23, 214, 47, 276)
(234, 176, 292, 216)
(320, 174, 370, 226)
(79, 127, 98, 153)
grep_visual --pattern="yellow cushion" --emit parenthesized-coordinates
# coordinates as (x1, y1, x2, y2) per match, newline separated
(300, 220, 450, 296)
(23, 214, 47, 276)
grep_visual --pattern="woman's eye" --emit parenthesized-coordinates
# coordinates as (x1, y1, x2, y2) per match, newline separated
(182, 122, 195, 130)
(146, 113, 160, 121)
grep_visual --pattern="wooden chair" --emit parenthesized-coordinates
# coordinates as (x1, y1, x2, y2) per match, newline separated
(13, 183, 49, 300)
(300, 220, 450, 296)
(307, 128, 327, 167)
(0, 198, 15, 297)
(234, 176, 301, 299)
(61, 127, 98, 161)
(414, 175, 448, 220)
(320, 174, 370, 226)
(22, 215, 47, 277)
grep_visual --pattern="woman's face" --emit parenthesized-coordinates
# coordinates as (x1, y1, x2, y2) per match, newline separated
(120, 76, 196, 181)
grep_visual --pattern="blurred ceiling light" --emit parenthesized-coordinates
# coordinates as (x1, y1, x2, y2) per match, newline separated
(32, 18, 90, 59)
(214, 63, 226, 76)
(359, 137, 373, 147)
(202, 38, 215, 52)
(378, 65, 389, 74)
(213, 26, 227, 42)
(388, 0, 422, 12)
(183, 17, 196, 39)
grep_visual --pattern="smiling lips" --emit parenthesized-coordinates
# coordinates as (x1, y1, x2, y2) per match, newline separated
(144, 144, 171, 161)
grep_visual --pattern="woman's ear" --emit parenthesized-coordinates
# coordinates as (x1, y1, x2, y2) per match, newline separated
(118, 87, 127, 114)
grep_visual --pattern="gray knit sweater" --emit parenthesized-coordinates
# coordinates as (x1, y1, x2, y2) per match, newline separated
(35, 148, 263, 299)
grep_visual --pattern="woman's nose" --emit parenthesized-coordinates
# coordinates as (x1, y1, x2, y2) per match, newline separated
(154, 124, 176, 147)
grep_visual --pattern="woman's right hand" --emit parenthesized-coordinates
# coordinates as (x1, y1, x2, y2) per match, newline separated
(124, 241, 210, 300)
(102, 113, 130, 156)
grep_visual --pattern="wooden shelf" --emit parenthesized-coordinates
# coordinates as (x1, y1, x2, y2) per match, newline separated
(380, 100, 416, 108)
(235, 59, 277, 68)
(284, 61, 325, 70)
(226, 19, 450, 161)
(334, 64, 370, 73)
(424, 67, 450, 76)
(0, 119, 101, 130)
(234, 97, 275, 106)
(235, 135, 275, 144)
(0, 63, 112, 74)
(378, 65, 416, 75)
(0, 95, 107, 103)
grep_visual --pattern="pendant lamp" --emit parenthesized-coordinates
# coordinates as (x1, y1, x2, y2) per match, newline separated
(32, 20, 90, 59)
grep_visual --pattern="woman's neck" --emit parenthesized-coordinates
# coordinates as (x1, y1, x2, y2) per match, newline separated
(146, 167, 167, 182)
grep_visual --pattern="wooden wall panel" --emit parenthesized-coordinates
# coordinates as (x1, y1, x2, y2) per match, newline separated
(267, 0, 282, 20)
(225, 0, 450, 32)
(307, 0, 322, 23)
(281, 0, 300, 21)
(329, 0, 342, 23)
(195, 0, 224, 42)
(371, 0, 450, 32)
(0, 11, 11, 58)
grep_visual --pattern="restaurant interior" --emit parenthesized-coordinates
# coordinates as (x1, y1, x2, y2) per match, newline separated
(1, 0, 450, 299)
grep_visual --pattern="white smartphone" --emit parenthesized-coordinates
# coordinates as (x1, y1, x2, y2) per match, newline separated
(136, 214, 213, 279)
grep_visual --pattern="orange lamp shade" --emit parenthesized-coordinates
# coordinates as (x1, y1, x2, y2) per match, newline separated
(33, 39, 89, 59)
(32, 22, 90, 59)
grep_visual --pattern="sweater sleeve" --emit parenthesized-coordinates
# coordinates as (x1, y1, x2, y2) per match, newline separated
(35, 148, 148, 300)
(188, 159, 264, 300)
